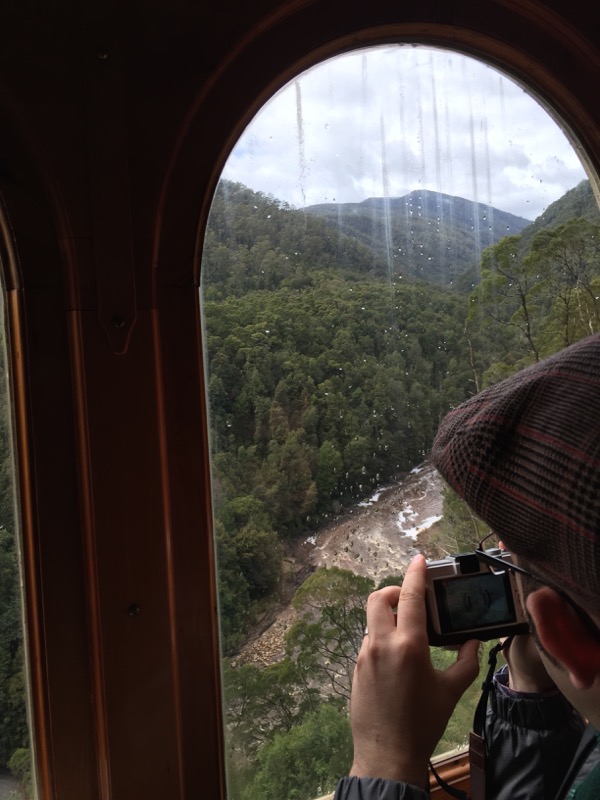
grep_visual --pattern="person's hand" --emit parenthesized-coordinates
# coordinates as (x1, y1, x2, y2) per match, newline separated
(349, 554, 480, 788)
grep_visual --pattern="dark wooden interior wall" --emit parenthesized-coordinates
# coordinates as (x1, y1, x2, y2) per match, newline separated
(0, 1, 597, 797)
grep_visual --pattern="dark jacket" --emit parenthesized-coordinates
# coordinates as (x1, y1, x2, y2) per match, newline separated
(333, 668, 598, 800)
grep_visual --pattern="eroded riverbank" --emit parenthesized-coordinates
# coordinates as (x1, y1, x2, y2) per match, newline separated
(306, 462, 442, 582)
(235, 462, 444, 666)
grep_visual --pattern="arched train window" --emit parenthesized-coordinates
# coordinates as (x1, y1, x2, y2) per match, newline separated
(200, 44, 596, 800)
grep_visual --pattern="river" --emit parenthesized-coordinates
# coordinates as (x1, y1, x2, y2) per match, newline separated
(236, 461, 444, 666)
(306, 461, 443, 583)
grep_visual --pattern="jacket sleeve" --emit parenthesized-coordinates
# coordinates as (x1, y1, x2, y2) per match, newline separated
(333, 776, 428, 800)
(484, 666, 586, 800)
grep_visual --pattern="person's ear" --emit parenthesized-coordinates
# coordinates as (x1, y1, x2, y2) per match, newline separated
(526, 587, 600, 690)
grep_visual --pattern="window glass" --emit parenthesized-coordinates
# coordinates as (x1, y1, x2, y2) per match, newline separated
(0, 298, 34, 798)
(200, 44, 595, 800)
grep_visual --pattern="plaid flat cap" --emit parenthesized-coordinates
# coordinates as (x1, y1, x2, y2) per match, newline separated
(431, 333, 600, 611)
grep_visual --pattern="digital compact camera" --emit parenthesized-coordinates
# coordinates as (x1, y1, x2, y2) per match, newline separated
(425, 550, 529, 646)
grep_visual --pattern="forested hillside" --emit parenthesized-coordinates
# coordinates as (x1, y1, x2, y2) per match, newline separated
(201, 177, 600, 800)
(202, 182, 387, 298)
(521, 179, 600, 243)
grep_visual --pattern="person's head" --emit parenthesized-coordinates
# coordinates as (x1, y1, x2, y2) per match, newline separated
(432, 334, 600, 724)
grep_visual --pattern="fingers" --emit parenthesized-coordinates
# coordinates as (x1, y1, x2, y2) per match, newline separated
(365, 555, 427, 639)
(457, 639, 480, 663)
(446, 639, 481, 693)
(396, 553, 427, 633)
(365, 585, 400, 636)
(433, 639, 479, 707)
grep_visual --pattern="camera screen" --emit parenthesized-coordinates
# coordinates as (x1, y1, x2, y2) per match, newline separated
(434, 571, 516, 634)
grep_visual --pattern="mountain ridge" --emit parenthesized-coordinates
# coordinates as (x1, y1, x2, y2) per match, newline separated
(303, 189, 531, 287)
(204, 179, 598, 295)
(306, 188, 531, 229)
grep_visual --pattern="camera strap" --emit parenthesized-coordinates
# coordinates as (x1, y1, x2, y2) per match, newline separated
(428, 640, 510, 800)
(469, 638, 512, 800)
(429, 758, 469, 799)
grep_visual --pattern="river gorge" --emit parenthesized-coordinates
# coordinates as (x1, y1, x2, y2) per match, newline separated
(236, 461, 444, 666)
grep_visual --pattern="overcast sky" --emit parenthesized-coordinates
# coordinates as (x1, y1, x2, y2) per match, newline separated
(222, 45, 588, 222)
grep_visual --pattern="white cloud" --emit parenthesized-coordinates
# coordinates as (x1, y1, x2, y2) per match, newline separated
(222, 45, 588, 220)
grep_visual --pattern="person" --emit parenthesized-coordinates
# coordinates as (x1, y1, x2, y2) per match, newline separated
(333, 332, 600, 800)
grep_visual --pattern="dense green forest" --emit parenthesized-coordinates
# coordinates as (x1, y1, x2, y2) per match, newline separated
(201, 178, 600, 800)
